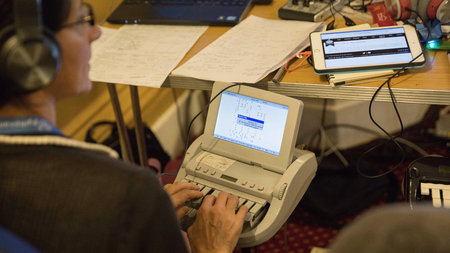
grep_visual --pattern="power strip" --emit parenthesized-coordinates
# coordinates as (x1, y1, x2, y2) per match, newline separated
(278, 0, 348, 22)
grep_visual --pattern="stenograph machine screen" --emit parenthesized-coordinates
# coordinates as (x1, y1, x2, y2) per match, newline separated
(213, 91, 289, 156)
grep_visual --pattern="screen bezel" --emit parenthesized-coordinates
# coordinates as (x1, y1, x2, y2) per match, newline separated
(201, 82, 303, 174)
(309, 25, 426, 74)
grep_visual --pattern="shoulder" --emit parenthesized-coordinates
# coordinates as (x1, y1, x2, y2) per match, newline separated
(0, 140, 163, 200)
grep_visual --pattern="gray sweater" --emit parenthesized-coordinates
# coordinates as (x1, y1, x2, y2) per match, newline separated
(0, 134, 188, 253)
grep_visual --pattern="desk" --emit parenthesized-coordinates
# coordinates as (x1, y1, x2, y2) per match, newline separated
(145, 0, 450, 105)
(103, 0, 450, 165)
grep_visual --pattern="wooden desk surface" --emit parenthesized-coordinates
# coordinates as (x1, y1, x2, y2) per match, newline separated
(106, 0, 450, 105)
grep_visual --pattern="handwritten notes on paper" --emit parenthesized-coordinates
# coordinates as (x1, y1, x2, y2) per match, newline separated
(89, 25, 208, 87)
(172, 15, 324, 83)
(91, 27, 118, 53)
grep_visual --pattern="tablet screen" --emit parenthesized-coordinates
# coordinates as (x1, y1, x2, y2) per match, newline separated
(213, 91, 289, 156)
(321, 27, 413, 68)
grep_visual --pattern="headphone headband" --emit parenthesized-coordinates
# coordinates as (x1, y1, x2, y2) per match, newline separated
(14, 0, 43, 39)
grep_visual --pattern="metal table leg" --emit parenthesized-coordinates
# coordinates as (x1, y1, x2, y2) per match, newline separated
(130, 85, 148, 167)
(107, 83, 134, 164)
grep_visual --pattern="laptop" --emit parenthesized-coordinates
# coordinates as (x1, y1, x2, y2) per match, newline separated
(174, 82, 317, 247)
(106, 0, 254, 26)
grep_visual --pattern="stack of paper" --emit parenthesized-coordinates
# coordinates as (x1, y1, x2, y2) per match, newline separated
(89, 25, 208, 88)
(172, 15, 325, 83)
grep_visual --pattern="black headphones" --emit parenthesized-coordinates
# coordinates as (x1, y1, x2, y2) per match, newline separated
(0, 0, 61, 93)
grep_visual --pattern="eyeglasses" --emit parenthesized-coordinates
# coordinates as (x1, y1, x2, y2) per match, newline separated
(59, 3, 95, 30)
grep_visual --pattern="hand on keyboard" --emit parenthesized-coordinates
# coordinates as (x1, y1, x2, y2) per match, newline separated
(164, 182, 204, 220)
(187, 192, 248, 253)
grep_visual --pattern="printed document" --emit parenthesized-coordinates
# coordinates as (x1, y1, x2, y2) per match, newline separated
(172, 15, 324, 83)
(89, 25, 208, 87)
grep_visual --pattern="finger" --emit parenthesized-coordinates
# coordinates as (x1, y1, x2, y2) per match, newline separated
(236, 205, 248, 223)
(165, 182, 200, 195)
(214, 191, 230, 208)
(163, 183, 172, 191)
(226, 194, 239, 212)
(176, 206, 190, 220)
(200, 194, 216, 208)
(171, 189, 204, 208)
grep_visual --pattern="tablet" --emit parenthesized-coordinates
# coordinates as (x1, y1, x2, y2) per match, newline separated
(309, 25, 426, 74)
(201, 82, 303, 174)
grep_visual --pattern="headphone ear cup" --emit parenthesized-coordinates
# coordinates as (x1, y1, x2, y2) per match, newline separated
(399, 0, 413, 20)
(427, 0, 445, 19)
(0, 26, 61, 93)
(436, 0, 450, 23)
(386, 0, 414, 20)
(385, 0, 403, 20)
(418, 0, 433, 21)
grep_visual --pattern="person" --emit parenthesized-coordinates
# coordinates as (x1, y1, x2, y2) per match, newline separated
(0, 0, 248, 252)
(328, 204, 450, 253)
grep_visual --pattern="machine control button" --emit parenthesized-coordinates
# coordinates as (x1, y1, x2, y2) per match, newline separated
(278, 183, 288, 200)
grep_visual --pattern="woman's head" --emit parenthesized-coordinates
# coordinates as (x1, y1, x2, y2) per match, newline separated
(0, 0, 101, 108)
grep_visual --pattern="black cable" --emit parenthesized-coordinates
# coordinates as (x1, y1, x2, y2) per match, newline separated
(304, 46, 314, 67)
(330, 0, 356, 26)
(347, 0, 372, 11)
(327, 3, 336, 31)
(158, 83, 242, 179)
(356, 16, 431, 178)
(311, 123, 428, 155)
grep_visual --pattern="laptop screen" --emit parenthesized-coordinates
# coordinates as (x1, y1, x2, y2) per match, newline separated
(213, 91, 289, 156)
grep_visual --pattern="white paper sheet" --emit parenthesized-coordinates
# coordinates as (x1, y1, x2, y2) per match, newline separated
(91, 27, 119, 53)
(89, 25, 208, 87)
(172, 15, 325, 83)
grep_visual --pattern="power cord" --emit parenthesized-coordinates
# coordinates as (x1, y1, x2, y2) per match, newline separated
(310, 124, 431, 157)
(158, 83, 242, 179)
(331, 0, 356, 26)
(327, 0, 356, 30)
(356, 10, 431, 178)
(347, 0, 372, 12)
(327, 3, 336, 30)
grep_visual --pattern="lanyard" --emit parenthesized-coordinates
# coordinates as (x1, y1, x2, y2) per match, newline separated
(0, 116, 64, 136)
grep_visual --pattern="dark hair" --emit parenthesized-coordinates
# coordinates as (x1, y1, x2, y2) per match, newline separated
(0, 0, 72, 107)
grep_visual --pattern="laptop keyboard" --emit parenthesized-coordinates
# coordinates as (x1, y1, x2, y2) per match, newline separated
(179, 178, 268, 232)
(124, 0, 249, 6)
